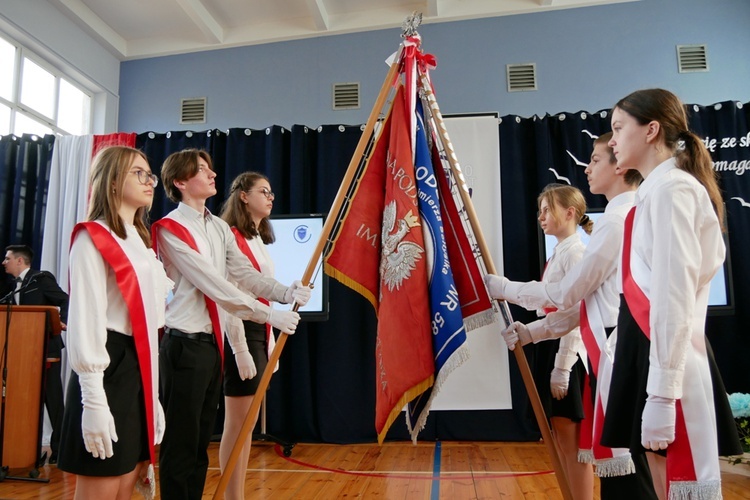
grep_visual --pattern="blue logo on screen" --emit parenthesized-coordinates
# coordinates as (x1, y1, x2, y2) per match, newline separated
(294, 225, 312, 243)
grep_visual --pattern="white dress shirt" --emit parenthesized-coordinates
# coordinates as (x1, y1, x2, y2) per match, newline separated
(504, 191, 636, 336)
(526, 232, 585, 371)
(620, 158, 724, 400)
(225, 235, 277, 355)
(156, 203, 289, 343)
(67, 222, 171, 375)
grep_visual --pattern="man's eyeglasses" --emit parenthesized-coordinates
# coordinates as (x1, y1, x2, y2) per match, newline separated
(249, 188, 275, 200)
(133, 169, 159, 187)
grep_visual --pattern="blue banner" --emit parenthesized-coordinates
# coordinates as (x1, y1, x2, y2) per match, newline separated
(406, 101, 469, 440)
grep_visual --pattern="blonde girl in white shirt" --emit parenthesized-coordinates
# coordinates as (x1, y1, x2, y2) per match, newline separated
(59, 146, 170, 500)
(524, 183, 594, 500)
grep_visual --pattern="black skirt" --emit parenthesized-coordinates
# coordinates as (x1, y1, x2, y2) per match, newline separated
(57, 330, 149, 476)
(223, 320, 269, 397)
(527, 337, 586, 422)
(601, 296, 742, 456)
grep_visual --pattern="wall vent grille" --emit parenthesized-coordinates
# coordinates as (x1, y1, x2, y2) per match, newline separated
(677, 44, 708, 73)
(180, 97, 207, 124)
(507, 63, 537, 92)
(333, 82, 360, 110)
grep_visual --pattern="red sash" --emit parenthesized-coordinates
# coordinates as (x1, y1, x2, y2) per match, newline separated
(151, 218, 224, 361)
(70, 222, 156, 464)
(621, 206, 697, 489)
(230, 228, 273, 344)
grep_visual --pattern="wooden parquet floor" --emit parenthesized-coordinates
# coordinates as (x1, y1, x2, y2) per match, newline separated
(1, 441, 749, 499)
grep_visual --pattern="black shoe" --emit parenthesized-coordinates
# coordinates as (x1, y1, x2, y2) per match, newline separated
(48, 452, 58, 465)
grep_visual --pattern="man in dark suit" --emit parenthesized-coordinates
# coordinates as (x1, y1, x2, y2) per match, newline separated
(2, 244, 68, 465)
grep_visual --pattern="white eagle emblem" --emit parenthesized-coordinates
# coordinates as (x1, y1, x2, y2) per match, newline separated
(380, 201, 424, 292)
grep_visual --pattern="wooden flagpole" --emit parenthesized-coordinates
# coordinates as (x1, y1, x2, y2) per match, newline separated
(419, 73, 574, 500)
(211, 46, 403, 499)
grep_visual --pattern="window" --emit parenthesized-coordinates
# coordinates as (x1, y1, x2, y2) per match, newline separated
(0, 34, 92, 136)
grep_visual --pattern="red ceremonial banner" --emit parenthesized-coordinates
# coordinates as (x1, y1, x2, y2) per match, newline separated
(325, 85, 434, 443)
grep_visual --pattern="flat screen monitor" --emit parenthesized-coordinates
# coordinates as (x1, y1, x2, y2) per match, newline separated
(538, 208, 734, 315)
(266, 214, 329, 321)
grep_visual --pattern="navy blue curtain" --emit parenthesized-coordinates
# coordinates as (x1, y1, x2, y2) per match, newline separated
(272, 124, 380, 443)
(689, 101, 750, 395)
(0, 133, 55, 272)
(135, 130, 218, 216)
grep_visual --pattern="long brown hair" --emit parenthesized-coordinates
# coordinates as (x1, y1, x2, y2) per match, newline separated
(614, 88, 724, 229)
(87, 146, 151, 246)
(538, 183, 593, 235)
(220, 172, 275, 244)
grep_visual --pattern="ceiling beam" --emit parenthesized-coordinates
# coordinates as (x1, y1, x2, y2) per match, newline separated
(304, 0, 331, 31)
(174, 0, 224, 44)
(53, 0, 128, 58)
(425, 0, 440, 18)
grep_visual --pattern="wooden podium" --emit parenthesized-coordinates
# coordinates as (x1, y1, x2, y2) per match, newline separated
(0, 305, 61, 471)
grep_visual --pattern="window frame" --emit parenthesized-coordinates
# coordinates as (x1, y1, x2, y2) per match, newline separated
(0, 33, 93, 136)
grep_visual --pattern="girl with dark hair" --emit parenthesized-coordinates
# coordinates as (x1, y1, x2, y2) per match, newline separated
(602, 88, 740, 499)
(218, 171, 282, 500)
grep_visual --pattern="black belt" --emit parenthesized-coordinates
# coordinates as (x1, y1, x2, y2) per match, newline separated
(167, 328, 216, 344)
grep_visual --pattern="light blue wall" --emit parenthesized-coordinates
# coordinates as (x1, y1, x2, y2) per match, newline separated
(118, 0, 750, 132)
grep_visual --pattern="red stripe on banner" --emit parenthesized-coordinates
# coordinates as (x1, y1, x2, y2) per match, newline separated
(666, 401, 698, 488)
(579, 372, 594, 453)
(71, 222, 156, 465)
(152, 218, 224, 361)
(579, 301, 600, 377)
(432, 139, 493, 325)
(592, 394, 614, 460)
(231, 227, 273, 344)
(621, 207, 650, 340)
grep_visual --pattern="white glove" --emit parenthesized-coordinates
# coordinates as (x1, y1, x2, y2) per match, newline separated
(501, 321, 532, 351)
(284, 280, 311, 306)
(155, 401, 165, 445)
(268, 308, 300, 334)
(234, 348, 257, 380)
(483, 274, 509, 300)
(79, 372, 118, 459)
(641, 395, 676, 451)
(550, 367, 570, 400)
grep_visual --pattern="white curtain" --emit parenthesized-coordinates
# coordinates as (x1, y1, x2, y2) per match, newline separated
(431, 114, 512, 411)
(40, 134, 93, 286)
(39, 134, 93, 444)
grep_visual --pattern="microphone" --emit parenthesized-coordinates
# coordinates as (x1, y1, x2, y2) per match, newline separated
(0, 274, 39, 304)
